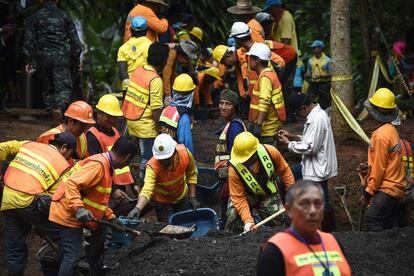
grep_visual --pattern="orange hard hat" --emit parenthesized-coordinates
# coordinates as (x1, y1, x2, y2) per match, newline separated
(64, 101, 96, 124)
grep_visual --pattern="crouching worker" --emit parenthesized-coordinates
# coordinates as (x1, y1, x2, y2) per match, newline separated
(226, 132, 294, 233)
(257, 180, 351, 276)
(127, 133, 199, 222)
(1, 133, 77, 276)
(49, 136, 138, 276)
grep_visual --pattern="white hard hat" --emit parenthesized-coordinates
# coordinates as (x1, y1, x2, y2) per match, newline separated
(152, 134, 178, 160)
(229, 22, 251, 38)
(246, 42, 272, 61)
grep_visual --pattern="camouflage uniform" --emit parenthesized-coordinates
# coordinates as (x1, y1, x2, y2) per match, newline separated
(23, 1, 81, 112)
(225, 193, 284, 232)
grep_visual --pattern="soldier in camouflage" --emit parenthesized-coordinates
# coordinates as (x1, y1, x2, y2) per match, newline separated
(23, 0, 82, 120)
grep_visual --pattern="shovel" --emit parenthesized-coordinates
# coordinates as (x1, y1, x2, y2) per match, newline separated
(237, 208, 286, 237)
(92, 218, 196, 239)
(334, 186, 355, 231)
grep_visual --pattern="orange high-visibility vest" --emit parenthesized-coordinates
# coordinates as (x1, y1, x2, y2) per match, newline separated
(268, 230, 351, 276)
(122, 65, 159, 120)
(146, 144, 191, 204)
(4, 142, 70, 195)
(264, 40, 297, 64)
(237, 48, 257, 97)
(86, 127, 134, 186)
(214, 119, 246, 171)
(401, 139, 414, 183)
(52, 153, 113, 230)
(159, 106, 192, 140)
(37, 124, 88, 159)
(249, 68, 286, 122)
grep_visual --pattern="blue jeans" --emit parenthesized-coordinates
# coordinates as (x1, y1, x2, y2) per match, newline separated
(57, 226, 83, 276)
(2, 198, 60, 276)
(57, 225, 108, 276)
(137, 138, 154, 178)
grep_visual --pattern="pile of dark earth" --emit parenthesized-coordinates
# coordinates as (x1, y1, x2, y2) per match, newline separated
(106, 226, 414, 275)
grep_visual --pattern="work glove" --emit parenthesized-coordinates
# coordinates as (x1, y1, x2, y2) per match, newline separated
(164, 95, 172, 106)
(127, 207, 141, 219)
(109, 217, 125, 231)
(75, 207, 94, 223)
(252, 124, 262, 138)
(189, 196, 200, 210)
(243, 222, 255, 232)
(122, 78, 130, 91)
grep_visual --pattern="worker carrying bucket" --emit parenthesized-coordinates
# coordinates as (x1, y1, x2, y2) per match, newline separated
(225, 131, 294, 232)
(127, 133, 199, 222)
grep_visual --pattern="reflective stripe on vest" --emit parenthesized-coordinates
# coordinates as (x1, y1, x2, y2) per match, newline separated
(147, 144, 192, 204)
(122, 65, 158, 120)
(229, 144, 277, 195)
(249, 68, 286, 122)
(77, 134, 88, 158)
(401, 139, 414, 183)
(159, 106, 181, 139)
(268, 231, 351, 276)
(215, 119, 247, 160)
(86, 127, 133, 185)
(4, 142, 70, 195)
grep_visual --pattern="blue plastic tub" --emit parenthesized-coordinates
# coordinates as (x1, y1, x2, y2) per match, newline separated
(111, 216, 141, 246)
(196, 167, 221, 205)
(169, 208, 219, 238)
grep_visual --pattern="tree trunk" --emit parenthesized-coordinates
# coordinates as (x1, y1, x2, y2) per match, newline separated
(330, 0, 354, 139)
(357, 0, 372, 77)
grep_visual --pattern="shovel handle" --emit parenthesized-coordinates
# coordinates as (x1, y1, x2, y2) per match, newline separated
(92, 218, 142, 236)
(238, 208, 286, 237)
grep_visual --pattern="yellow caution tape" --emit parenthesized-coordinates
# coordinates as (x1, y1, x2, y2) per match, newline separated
(330, 88, 370, 144)
(357, 52, 397, 120)
(332, 76, 353, 82)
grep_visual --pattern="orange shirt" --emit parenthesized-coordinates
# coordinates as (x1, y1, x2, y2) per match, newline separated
(228, 144, 294, 224)
(162, 46, 177, 96)
(49, 161, 114, 228)
(194, 73, 213, 106)
(247, 19, 265, 43)
(123, 4, 169, 43)
(366, 123, 407, 199)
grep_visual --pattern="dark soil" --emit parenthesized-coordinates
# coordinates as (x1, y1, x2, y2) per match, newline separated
(107, 226, 414, 276)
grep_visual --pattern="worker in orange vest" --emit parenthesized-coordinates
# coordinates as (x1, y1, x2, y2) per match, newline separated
(123, 42, 170, 178)
(86, 94, 135, 215)
(0, 132, 78, 276)
(194, 67, 223, 108)
(127, 134, 198, 222)
(246, 42, 286, 145)
(227, 0, 265, 43)
(37, 100, 96, 160)
(123, 0, 169, 43)
(159, 74, 195, 153)
(359, 88, 407, 231)
(257, 180, 351, 276)
(49, 136, 138, 276)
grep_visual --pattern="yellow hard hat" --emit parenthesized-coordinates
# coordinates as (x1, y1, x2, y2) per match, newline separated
(231, 132, 259, 163)
(96, 94, 123, 116)
(369, 88, 396, 109)
(213, 45, 229, 63)
(189, 26, 203, 41)
(172, 73, 196, 93)
(203, 67, 222, 80)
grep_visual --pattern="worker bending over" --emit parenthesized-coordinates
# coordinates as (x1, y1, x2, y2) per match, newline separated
(128, 134, 198, 222)
(257, 180, 351, 276)
(37, 100, 95, 160)
(226, 132, 294, 232)
(359, 88, 407, 231)
(1, 133, 78, 276)
(49, 136, 138, 276)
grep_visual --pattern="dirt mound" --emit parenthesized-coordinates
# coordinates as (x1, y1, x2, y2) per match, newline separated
(107, 227, 414, 275)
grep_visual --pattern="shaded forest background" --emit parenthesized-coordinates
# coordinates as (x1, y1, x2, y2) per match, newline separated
(6, 0, 414, 105)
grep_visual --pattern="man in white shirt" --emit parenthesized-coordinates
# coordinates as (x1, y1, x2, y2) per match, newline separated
(278, 94, 337, 231)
